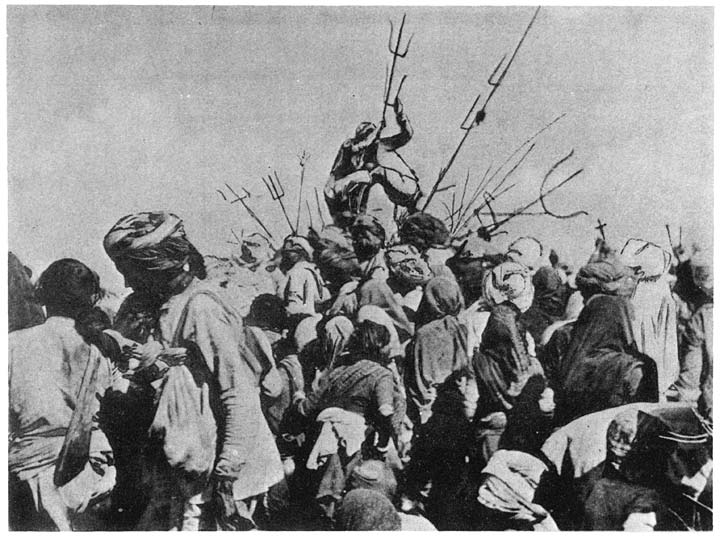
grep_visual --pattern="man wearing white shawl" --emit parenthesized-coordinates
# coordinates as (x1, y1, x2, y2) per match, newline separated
(620, 239, 678, 398)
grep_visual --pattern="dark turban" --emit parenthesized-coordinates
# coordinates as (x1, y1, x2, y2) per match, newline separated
(316, 243, 361, 286)
(335, 489, 401, 531)
(398, 212, 450, 252)
(351, 214, 386, 244)
(104, 212, 206, 278)
(575, 259, 637, 298)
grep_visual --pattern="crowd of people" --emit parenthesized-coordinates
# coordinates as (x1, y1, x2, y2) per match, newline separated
(7, 93, 714, 533)
(8, 202, 713, 531)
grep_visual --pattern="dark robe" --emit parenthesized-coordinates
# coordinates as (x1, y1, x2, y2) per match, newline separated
(557, 294, 658, 425)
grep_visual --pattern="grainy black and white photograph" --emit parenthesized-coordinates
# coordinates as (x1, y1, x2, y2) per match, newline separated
(6, 4, 713, 531)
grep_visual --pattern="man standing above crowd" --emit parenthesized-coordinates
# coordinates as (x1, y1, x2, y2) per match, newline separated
(324, 98, 423, 232)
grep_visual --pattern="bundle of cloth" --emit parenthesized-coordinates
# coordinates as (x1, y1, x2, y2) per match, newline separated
(542, 401, 712, 530)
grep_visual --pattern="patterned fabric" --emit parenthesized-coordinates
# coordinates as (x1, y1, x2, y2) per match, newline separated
(104, 212, 202, 274)
(482, 262, 534, 312)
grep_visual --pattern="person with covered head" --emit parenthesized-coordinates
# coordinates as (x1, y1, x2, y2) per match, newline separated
(668, 246, 713, 413)
(402, 366, 479, 529)
(506, 236, 545, 274)
(104, 211, 283, 530)
(580, 406, 712, 531)
(556, 257, 658, 426)
(398, 212, 456, 280)
(471, 261, 542, 467)
(620, 239, 679, 398)
(405, 277, 470, 425)
(384, 242, 433, 316)
(521, 265, 572, 348)
(350, 214, 389, 282)
(293, 318, 400, 518)
(278, 235, 330, 316)
(324, 98, 423, 230)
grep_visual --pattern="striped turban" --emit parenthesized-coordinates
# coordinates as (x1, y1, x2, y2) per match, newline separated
(104, 212, 206, 277)
(482, 261, 534, 311)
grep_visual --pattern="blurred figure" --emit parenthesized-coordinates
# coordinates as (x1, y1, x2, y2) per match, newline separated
(8, 251, 44, 332)
(668, 246, 712, 414)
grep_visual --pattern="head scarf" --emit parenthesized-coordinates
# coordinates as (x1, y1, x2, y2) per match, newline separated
(385, 244, 433, 291)
(691, 247, 713, 297)
(335, 489, 401, 531)
(558, 295, 658, 423)
(414, 277, 465, 328)
(355, 121, 377, 140)
(563, 295, 635, 371)
(347, 459, 398, 500)
(621, 241, 678, 393)
(322, 316, 355, 369)
(575, 258, 637, 298)
(357, 279, 414, 341)
(606, 408, 641, 471)
(483, 261, 534, 312)
(398, 212, 450, 251)
(408, 279, 470, 423)
(283, 235, 314, 258)
(293, 315, 320, 353)
(447, 237, 504, 304)
(357, 304, 401, 357)
(506, 236, 544, 272)
(104, 212, 205, 277)
(531, 266, 569, 319)
(620, 239, 672, 282)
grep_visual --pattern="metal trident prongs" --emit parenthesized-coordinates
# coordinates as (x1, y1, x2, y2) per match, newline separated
(538, 149, 588, 220)
(295, 150, 310, 233)
(223, 182, 276, 242)
(382, 14, 413, 124)
(262, 170, 295, 235)
(485, 155, 586, 235)
(483, 191, 498, 227)
(422, 6, 541, 211)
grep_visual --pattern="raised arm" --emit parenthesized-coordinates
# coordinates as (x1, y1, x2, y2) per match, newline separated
(379, 98, 413, 151)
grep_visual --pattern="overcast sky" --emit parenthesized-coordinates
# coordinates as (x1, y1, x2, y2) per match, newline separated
(7, 5, 713, 293)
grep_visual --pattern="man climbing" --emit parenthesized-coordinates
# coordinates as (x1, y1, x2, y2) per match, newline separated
(324, 98, 423, 230)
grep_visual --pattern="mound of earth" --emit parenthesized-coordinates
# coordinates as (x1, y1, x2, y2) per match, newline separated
(204, 254, 279, 317)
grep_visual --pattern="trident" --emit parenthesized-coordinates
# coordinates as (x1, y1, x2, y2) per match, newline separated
(262, 170, 296, 235)
(422, 6, 541, 211)
(381, 14, 413, 125)
(223, 183, 276, 242)
(295, 151, 310, 233)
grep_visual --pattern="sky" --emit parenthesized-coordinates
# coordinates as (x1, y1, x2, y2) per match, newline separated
(7, 5, 713, 294)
